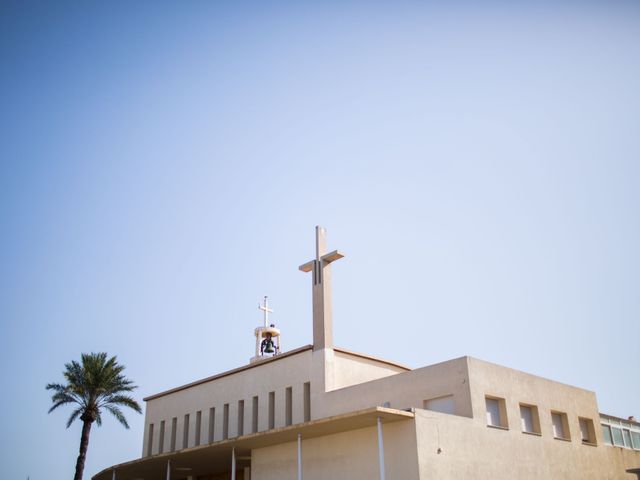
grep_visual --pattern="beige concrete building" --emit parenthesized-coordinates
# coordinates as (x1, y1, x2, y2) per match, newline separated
(94, 227, 640, 480)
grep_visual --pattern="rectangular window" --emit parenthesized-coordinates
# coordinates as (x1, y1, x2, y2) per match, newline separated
(551, 411, 570, 440)
(183, 414, 190, 449)
(303, 382, 311, 422)
(208, 407, 215, 443)
(252, 396, 259, 433)
(268, 391, 275, 429)
(485, 396, 508, 429)
(623, 429, 633, 448)
(602, 424, 613, 444)
(170, 417, 177, 452)
(159, 420, 165, 453)
(632, 431, 640, 450)
(424, 395, 455, 415)
(223, 404, 229, 440)
(147, 423, 154, 456)
(612, 427, 624, 446)
(520, 404, 541, 434)
(285, 387, 293, 426)
(238, 400, 245, 436)
(195, 411, 202, 446)
(579, 418, 596, 444)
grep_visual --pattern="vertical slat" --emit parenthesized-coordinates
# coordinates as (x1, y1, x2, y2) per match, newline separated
(377, 417, 386, 480)
(297, 433, 303, 480)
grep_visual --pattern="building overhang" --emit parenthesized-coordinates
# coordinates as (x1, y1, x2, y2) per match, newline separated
(627, 468, 640, 480)
(92, 406, 414, 480)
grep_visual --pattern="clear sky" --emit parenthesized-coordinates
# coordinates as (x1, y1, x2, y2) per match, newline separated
(1, 1, 639, 479)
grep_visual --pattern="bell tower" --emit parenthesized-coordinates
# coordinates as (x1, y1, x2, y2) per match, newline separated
(250, 296, 282, 363)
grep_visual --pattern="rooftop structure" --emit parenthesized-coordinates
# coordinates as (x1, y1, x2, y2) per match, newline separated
(94, 227, 640, 480)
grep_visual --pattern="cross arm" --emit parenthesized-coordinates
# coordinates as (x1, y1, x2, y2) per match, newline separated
(321, 250, 344, 264)
(299, 260, 314, 272)
(299, 251, 345, 272)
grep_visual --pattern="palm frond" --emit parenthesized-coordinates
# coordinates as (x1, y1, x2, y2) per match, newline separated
(66, 406, 84, 428)
(100, 394, 142, 413)
(105, 405, 130, 428)
(48, 396, 76, 413)
(46, 382, 67, 393)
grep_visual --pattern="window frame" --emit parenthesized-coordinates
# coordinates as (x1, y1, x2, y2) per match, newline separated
(424, 394, 455, 415)
(578, 417, 596, 445)
(485, 395, 508, 430)
(551, 411, 571, 441)
(519, 403, 541, 436)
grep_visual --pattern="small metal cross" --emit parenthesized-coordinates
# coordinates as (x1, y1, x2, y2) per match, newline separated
(259, 296, 273, 327)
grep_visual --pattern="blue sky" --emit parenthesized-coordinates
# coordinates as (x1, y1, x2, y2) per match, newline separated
(1, 1, 639, 478)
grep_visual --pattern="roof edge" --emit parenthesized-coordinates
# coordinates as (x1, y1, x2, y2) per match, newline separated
(600, 412, 639, 426)
(465, 356, 596, 394)
(333, 346, 411, 371)
(144, 345, 313, 402)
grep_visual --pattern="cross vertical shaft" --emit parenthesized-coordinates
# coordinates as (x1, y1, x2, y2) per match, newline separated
(313, 227, 330, 350)
(259, 296, 273, 328)
(299, 226, 344, 351)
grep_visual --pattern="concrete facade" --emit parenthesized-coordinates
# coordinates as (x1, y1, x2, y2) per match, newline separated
(94, 228, 640, 480)
(141, 345, 408, 456)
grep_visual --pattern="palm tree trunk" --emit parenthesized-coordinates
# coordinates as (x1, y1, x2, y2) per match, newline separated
(74, 419, 93, 480)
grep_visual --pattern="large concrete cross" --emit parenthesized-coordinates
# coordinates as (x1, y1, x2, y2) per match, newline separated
(299, 226, 344, 351)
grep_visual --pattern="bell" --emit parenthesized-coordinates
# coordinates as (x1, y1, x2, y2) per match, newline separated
(264, 343, 275, 354)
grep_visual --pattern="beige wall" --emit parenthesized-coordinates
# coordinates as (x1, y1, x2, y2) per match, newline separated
(466, 357, 601, 437)
(143, 350, 314, 456)
(142, 347, 412, 457)
(331, 350, 407, 390)
(414, 408, 640, 479)
(410, 358, 640, 479)
(141, 351, 640, 479)
(251, 421, 420, 480)
(315, 356, 473, 419)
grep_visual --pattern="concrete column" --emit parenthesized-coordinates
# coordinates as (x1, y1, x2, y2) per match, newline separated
(255, 333, 260, 357)
(231, 447, 236, 480)
(166, 459, 171, 480)
(377, 417, 386, 480)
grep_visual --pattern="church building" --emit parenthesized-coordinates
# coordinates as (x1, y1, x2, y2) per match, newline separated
(94, 227, 640, 480)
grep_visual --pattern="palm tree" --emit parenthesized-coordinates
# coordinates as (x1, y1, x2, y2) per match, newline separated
(46, 352, 142, 480)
